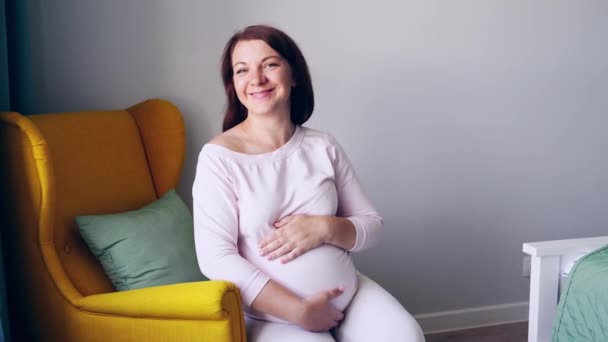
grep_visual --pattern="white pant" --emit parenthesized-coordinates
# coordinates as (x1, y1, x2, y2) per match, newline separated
(246, 272, 425, 341)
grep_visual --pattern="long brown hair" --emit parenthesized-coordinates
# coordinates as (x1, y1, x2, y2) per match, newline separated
(220, 25, 314, 132)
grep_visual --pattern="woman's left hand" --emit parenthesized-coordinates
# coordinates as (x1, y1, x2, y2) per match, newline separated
(259, 215, 328, 263)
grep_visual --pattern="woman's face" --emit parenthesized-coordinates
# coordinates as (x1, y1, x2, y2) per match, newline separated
(231, 39, 294, 119)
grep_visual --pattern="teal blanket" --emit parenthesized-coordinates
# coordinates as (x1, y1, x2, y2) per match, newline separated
(553, 244, 608, 341)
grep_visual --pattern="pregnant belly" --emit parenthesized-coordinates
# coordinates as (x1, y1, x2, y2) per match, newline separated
(243, 245, 358, 322)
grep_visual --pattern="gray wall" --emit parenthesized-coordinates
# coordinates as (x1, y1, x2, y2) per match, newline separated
(28, 0, 608, 315)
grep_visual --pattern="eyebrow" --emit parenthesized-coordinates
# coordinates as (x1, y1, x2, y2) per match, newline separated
(233, 55, 282, 68)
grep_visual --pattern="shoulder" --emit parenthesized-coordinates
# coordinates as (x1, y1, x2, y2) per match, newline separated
(197, 130, 242, 172)
(300, 126, 338, 146)
(207, 127, 246, 153)
(199, 125, 249, 164)
(297, 126, 348, 164)
(302, 126, 340, 149)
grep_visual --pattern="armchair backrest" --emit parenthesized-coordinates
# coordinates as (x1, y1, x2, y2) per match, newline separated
(0, 99, 186, 338)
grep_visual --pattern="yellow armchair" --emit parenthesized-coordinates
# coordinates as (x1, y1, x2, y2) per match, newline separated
(0, 99, 246, 341)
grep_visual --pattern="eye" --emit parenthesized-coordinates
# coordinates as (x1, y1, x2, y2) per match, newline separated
(264, 62, 279, 69)
(234, 68, 247, 75)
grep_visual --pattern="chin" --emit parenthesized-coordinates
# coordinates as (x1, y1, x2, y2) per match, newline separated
(247, 107, 287, 118)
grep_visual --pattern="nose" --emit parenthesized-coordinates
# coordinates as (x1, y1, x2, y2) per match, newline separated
(249, 68, 267, 86)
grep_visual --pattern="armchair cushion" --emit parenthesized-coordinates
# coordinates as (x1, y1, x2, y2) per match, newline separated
(76, 189, 206, 291)
(553, 244, 608, 341)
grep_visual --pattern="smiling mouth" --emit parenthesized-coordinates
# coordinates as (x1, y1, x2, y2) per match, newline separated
(249, 88, 275, 98)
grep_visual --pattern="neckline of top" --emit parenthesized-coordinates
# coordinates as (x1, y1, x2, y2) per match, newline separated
(204, 125, 304, 163)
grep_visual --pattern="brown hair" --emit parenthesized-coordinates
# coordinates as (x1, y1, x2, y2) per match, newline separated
(220, 25, 314, 132)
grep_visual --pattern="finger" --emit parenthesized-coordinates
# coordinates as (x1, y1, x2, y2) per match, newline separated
(280, 248, 302, 264)
(267, 243, 294, 260)
(326, 286, 345, 299)
(273, 215, 295, 228)
(326, 305, 344, 320)
(258, 233, 277, 249)
(259, 237, 284, 256)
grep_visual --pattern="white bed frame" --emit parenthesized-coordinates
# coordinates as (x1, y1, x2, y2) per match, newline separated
(523, 236, 608, 342)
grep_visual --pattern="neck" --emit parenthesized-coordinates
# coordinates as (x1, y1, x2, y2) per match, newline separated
(241, 113, 295, 149)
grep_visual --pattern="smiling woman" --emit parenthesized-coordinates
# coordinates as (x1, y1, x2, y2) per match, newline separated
(231, 40, 294, 126)
(192, 25, 425, 342)
(219, 25, 314, 134)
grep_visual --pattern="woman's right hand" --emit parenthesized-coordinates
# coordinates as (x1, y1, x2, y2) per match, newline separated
(295, 287, 345, 332)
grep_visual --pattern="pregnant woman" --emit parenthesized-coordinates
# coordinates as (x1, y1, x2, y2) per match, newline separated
(193, 25, 425, 342)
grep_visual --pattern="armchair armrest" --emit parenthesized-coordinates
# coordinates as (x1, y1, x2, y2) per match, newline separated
(75, 280, 242, 321)
(523, 236, 608, 257)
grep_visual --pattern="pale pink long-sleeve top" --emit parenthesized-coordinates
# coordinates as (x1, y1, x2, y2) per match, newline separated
(192, 126, 383, 322)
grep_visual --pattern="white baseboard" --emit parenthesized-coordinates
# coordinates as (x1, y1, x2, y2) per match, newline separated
(414, 302, 529, 334)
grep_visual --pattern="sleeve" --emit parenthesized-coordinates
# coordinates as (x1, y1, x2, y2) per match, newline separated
(328, 134, 384, 252)
(192, 148, 270, 307)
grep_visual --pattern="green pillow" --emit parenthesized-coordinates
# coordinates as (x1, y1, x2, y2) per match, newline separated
(76, 189, 207, 291)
